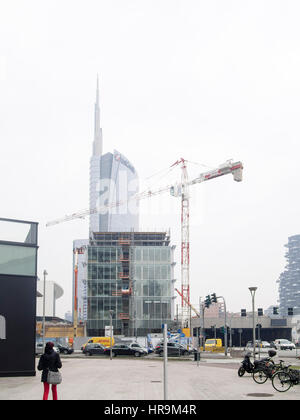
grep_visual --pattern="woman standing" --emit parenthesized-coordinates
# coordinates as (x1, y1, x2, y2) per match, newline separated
(37, 342, 62, 400)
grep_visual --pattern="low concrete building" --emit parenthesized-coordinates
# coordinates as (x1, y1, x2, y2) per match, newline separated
(191, 313, 293, 346)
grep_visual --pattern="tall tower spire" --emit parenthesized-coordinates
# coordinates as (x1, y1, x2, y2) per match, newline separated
(93, 74, 103, 156)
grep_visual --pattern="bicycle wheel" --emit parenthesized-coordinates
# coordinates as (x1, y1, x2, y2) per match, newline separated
(253, 369, 268, 384)
(272, 371, 292, 392)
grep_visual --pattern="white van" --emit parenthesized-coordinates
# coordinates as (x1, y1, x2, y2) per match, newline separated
(274, 339, 295, 350)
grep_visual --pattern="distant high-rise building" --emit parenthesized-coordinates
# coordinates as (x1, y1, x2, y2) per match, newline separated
(89, 78, 139, 234)
(278, 235, 300, 316)
(89, 76, 103, 233)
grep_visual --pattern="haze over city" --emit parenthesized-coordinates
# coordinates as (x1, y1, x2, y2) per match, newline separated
(1, 0, 300, 318)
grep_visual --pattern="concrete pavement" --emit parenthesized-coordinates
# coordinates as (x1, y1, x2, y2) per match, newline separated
(0, 356, 300, 400)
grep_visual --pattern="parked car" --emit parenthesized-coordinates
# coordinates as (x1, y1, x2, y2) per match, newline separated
(35, 342, 59, 355)
(103, 344, 145, 357)
(56, 343, 74, 355)
(273, 339, 296, 350)
(83, 343, 106, 356)
(154, 342, 194, 356)
(81, 336, 115, 351)
(127, 342, 148, 354)
(246, 340, 271, 348)
(35, 342, 44, 355)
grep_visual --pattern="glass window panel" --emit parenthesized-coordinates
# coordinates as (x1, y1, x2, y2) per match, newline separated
(87, 281, 93, 296)
(143, 281, 149, 296)
(149, 265, 154, 280)
(0, 219, 37, 244)
(104, 267, 110, 279)
(162, 303, 168, 319)
(155, 301, 161, 318)
(97, 266, 103, 279)
(98, 299, 103, 318)
(91, 282, 97, 296)
(89, 299, 98, 318)
(92, 266, 97, 279)
(111, 248, 117, 262)
(0, 244, 36, 276)
(104, 284, 110, 296)
(155, 280, 162, 296)
(148, 248, 154, 262)
(91, 248, 97, 261)
(155, 249, 161, 262)
(155, 266, 160, 280)
(142, 248, 148, 262)
(98, 283, 103, 295)
(143, 266, 149, 280)
(135, 248, 141, 261)
(98, 249, 104, 262)
(149, 280, 155, 296)
(161, 248, 168, 261)
(135, 265, 141, 280)
(104, 249, 110, 262)
(136, 281, 142, 296)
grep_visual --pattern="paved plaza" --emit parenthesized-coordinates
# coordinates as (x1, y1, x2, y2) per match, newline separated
(0, 356, 300, 400)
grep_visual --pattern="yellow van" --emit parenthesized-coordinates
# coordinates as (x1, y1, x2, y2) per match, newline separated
(204, 338, 223, 351)
(82, 337, 115, 350)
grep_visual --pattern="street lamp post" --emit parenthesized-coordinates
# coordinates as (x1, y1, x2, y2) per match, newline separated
(163, 324, 168, 400)
(249, 287, 257, 359)
(109, 310, 114, 360)
(42, 269, 48, 351)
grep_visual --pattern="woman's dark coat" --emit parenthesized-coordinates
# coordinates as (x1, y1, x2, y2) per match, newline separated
(37, 349, 62, 383)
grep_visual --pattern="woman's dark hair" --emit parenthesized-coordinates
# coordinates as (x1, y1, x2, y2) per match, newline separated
(45, 341, 54, 354)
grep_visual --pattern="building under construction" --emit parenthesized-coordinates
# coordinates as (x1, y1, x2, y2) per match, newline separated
(86, 231, 176, 336)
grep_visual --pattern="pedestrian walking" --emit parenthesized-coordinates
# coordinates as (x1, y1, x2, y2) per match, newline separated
(38, 341, 62, 400)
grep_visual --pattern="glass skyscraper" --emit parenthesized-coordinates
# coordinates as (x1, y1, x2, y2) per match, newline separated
(89, 78, 139, 234)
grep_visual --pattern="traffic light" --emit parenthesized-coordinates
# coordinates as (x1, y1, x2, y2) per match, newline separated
(204, 295, 211, 308)
(273, 307, 279, 315)
(288, 307, 294, 316)
(211, 293, 217, 303)
(241, 309, 246, 317)
(258, 308, 263, 316)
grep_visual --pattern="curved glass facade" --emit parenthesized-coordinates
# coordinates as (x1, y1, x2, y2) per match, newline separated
(90, 150, 139, 233)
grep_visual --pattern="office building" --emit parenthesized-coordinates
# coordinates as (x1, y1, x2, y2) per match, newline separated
(86, 231, 175, 336)
(89, 78, 139, 234)
(278, 234, 300, 316)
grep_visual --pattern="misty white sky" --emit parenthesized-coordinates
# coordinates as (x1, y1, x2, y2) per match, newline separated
(1, 0, 300, 318)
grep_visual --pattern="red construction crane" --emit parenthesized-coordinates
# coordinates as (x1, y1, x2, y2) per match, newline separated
(47, 159, 243, 328)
